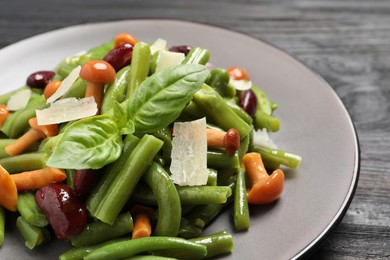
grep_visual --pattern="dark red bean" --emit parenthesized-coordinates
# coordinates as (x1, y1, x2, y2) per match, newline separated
(26, 71, 55, 89)
(168, 45, 192, 55)
(73, 169, 102, 199)
(239, 89, 258, 118)
(35, 184, 87, 240)
(103, 43, 133, 71)
(224, 128, 240, 155)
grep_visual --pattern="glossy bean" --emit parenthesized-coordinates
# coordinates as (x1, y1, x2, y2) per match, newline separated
(234, 168, 250, 231)
(249, 144, 302, 169)
(239, 89, 258, 118)
(103, 43, 133, 71)
(169, 45, 192, 55)
(26, 71, 55, 89)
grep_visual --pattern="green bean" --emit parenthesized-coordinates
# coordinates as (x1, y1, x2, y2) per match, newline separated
(101, 65, 130, 114)
(207, 149, 239, 169)
(151, 127, 172, 166)
(83, 237, 207, 260)
(179, 100, 204, 121)
(87, 134, 140, 216)
(126, 256, 176, 260)
(149, 50, 161, 75)
(191, 231, 234, 258)
(253, 110, 280, 132)
(205, 68, 234, 97)
(71, 212, 133, 247)
(182, 47, 210, 65)
(177, 217, 202, 239)
(126, 42, 151, 99)
(234, 168, 250, 231)
(142, 162, 181, 236)
(176, 186, 232, 205)
(207, 168, 218, 186)
(250, 144, 302, 169)
(193, 84, 252, 139)
(16, 216, 50, 249)
(78, 41, 114, 65)
(17, 192, 48, 227)
(0, 152, 47, 173)
(131, 183, 232, 206)
(0, 206, 4, 246)
(237, 133, 250, 161)
(88, 134, 163, 224)
(61, 78, 88, 99)
(1, 95, 46, 138)
(0, 85, 28, 104)
(252, 85, 273, 115)
(65, 169, 76, 189)
(225, 98, 253, 126)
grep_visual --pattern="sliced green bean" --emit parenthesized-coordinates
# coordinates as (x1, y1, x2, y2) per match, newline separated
(252, 85, 273, 115)
(234, 168, 250, 231)
(88, 134, 163, 224)
(253, 110, 280, 132)
(17, 192, 48, 227)
(176, 186, 232, 205)
(101, 65, 130, 114)
(250, 144, 302, 169)
(16, 216, 50, 249)
(65, 169, 76, 189)
(83, 237, 207, 260)
(205, 68, 233, 97)
(78, 41, 114, 65)
(0, 152, 47, 173)
(225, 98, 253, 126)
(193, 84, 252, 139)
(177, 217, 202, 239)
(151, 127, 172, 166)
(182, 47, 210, 65)
(207, 168, 218, 186)
(179, 100, 204, 121)
(0, 206, 4, 246)
(1, 95, 46, 138)
(71, 212, 133, 247)
(87, 134, 140, 216)
(126, 42, 151, 98)
(142, 162, 181, 236)
(207, 149, 240, 169)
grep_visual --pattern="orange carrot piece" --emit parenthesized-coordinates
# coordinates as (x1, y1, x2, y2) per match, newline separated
(0, 104, 10, 128)
(5, 129, 45, 156)
(131, 205, 154, 239)
(11, 167, 67, 191)
(243, 152, 284, 205)
(114, 33, 138, 47)
(44, 80, 62, 100)
(0, 165, 18, 211)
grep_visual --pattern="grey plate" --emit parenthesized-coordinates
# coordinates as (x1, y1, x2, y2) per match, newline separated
(0, 20, 359, 259)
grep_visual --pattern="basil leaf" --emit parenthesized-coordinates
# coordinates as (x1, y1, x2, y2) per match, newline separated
(128, 64, 210, 133)
(113, 101, 134, 135)
(46, 114, 123, 169)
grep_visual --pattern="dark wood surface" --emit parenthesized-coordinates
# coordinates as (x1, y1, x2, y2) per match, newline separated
(1, 0, 389, 259)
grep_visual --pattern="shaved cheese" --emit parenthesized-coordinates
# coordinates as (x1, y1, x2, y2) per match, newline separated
(155, 50, 185, 73)
(252, 128, 277, 149)
(150, 38, 167, 54)
(6, 88, 31, 111)
(230, 78, 252, 91)
(36, 96, 97, 125)
(47, 66, 81, 103)
(170, 117, 208, 186)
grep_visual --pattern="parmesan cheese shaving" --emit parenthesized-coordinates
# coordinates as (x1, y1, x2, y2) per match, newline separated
(36, 96, 97, 125)
(155, 50, 185, 73)
(170, 117, 208, 186)
(150, 38, 167, 54)
(46, 66, 81, 103)
(6, 88, 32, 111)
(252, 128, 277, 149)
(230, 78, 252, 91)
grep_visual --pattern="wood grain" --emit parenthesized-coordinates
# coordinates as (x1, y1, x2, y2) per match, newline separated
(0, 0, 389, 259)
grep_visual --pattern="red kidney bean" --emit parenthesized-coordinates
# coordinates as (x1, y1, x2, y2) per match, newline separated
(224, 128, 240, 155)
(239, 89, 258, 118)
(73, 169, 102, 199)
(26, 70, 55, 89)
(168, 45, 192, 55)
(35, 184, 87, 240)
(103, 43, 133, 71)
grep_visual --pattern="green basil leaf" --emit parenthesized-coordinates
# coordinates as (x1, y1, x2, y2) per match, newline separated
(127, 64, 210, 133)
(46, 114, 123, 169)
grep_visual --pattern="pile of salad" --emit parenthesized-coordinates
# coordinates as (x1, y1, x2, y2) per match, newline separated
(0, 32, 301, 259)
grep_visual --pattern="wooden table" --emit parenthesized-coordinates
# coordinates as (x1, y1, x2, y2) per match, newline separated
(1, 0, 389, 259)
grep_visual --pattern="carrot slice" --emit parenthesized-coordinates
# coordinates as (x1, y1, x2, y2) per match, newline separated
(0, 105, 10, 128)
(11, 167, 67, 191)
(131, 205, 154, 239)
(0, 165, 18, 211)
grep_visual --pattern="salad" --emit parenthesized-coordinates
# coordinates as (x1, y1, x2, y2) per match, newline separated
(0, 32, 302, 259)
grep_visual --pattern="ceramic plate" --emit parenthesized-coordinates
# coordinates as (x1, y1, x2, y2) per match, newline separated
(0, 20, 359, 259)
